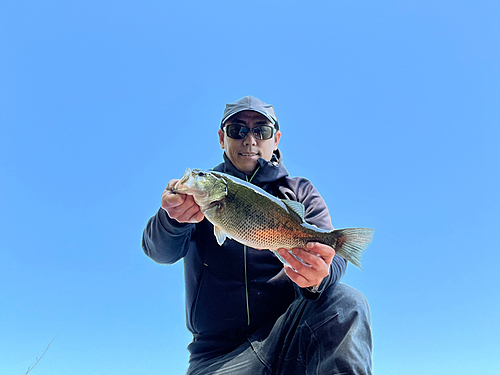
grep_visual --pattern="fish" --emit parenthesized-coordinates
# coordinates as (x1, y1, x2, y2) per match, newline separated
(172, 168, 374, 269)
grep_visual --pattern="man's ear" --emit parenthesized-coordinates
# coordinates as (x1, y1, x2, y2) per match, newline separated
(274, 131, 281, 150)
(218, 129, 225, 150)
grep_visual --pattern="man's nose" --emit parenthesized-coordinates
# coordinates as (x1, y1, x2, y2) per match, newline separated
(243, 131, 257, 145)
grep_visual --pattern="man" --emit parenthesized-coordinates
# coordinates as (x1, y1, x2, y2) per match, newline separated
(142, 96, 372, 374)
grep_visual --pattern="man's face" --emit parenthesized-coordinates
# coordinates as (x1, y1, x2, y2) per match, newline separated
(218, 110, 281, 175)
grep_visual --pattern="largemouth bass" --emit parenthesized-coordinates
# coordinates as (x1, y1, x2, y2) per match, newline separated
(173, 168, 374, 269)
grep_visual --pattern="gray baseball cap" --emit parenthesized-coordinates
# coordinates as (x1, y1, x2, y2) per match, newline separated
(221, 95, 279, 130)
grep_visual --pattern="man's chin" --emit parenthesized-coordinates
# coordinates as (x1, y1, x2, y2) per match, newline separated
(236, 159, 259, 175)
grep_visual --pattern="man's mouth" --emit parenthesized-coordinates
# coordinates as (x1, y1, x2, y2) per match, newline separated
(240, 152, 259, 157)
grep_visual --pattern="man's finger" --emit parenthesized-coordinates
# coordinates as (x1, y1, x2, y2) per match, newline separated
(176, 202, 203, 223)
(283, 266, 310, 288)
(305, 242, 335, 259)
(279, 248, 330, 288)
(162, 190, 186, 210)
(191, 210, 205, 223)
(291, 248, 327, 270)
(278, 249, 311, 272)
(166, 179, 180, 191)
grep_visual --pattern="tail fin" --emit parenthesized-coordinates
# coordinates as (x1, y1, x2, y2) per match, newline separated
(332, 228, 374, 270)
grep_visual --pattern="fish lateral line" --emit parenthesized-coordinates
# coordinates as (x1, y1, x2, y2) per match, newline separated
(175, 168, 374, 270)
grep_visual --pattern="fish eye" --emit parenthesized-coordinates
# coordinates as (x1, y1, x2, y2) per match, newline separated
(197, 172, 205, 177)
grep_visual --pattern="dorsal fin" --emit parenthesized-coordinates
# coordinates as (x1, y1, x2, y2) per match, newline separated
(281, 200, 306, 223)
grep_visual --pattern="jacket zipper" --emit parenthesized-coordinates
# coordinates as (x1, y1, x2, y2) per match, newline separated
(244, 167, 260, 326)
(243, 245, 250, 326)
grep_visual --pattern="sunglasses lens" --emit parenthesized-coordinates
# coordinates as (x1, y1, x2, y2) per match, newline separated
(226, 125, 248, 139)
(254, 126, 274, 140)
(225, 125, 274, 140)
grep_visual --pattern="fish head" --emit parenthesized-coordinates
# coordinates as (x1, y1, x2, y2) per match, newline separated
(173, 169, 228, 210)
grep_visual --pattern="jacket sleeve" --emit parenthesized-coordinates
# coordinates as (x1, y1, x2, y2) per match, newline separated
(294, 178, 347, 299)
(142, 208, 196, 264)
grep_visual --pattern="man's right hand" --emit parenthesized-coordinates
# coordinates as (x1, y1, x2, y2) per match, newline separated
(161, 179, 205, 223)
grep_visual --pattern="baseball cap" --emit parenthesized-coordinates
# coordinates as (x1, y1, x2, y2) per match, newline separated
(221, 95, 279, 130)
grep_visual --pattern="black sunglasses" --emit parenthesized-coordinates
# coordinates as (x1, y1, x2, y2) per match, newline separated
(224, 124, 276, 140)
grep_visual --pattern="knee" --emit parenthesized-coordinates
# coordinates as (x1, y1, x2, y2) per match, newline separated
(336, 283, 369, 308)
(304, 284, 373, 372)
(322, 283, 371, 325)
(303, 283, 371, 333)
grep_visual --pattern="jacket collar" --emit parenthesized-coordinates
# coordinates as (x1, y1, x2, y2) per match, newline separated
(213, 149, 289, 185)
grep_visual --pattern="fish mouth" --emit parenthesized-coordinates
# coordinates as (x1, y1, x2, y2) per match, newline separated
(172, 168, 195, 193)
(172, 168, 211, 201)
(179, 168, 193, 184)
(172, 182, 188, 194)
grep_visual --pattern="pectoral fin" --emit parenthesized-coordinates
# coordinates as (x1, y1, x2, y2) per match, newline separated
(214, 226, 229, 246)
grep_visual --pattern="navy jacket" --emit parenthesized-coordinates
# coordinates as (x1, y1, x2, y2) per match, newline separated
(142, 150, 346, 357)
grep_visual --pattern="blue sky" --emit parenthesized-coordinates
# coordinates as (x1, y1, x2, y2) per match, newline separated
(1, 1, 499, 374)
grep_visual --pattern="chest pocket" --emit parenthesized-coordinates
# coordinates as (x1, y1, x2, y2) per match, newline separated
(277, 184, 298, 201)
(261, 179, 298, 202)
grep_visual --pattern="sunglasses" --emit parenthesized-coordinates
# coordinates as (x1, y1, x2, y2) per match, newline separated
(224, 124, 276, 140)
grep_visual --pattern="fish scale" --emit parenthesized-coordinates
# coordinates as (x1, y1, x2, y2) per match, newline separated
(173, 168, 374, 269)
(216, 179, 307, 249)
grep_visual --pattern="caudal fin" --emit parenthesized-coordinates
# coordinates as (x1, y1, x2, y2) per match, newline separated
(332, 228, 374, 270)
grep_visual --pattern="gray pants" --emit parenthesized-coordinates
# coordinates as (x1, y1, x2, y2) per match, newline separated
(187, 283, 373, 375)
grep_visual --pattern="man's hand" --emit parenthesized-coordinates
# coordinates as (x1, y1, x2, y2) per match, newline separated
(161, 179, 205, 223)
(277, 242, 335, 289)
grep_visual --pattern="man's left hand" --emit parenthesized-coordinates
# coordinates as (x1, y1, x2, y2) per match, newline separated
(277, 242, 335, 289)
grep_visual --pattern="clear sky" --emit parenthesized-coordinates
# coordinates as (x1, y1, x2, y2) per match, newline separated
(1, 1, 499, 374)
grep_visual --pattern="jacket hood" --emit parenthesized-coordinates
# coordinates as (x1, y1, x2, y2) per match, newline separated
(213, 149, 289, 185)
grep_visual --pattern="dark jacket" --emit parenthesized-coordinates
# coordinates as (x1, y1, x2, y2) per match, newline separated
(142, 150, 347, 357)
